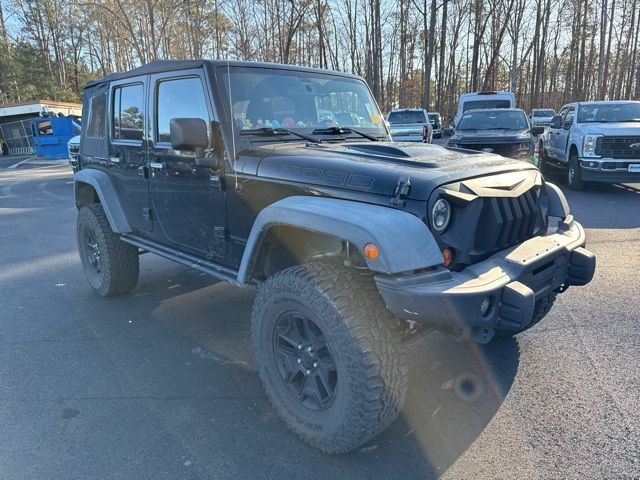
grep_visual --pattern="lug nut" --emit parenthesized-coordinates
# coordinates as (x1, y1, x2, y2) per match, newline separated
(306, 346, 312, 352)
(297, 358, 302, 364)
(297, 344, 303, 350)
(305, 370, 311, 375)
(313, 362, 318, 368)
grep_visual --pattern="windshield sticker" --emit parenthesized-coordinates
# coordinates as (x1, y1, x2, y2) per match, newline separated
(370, 114, 383, 124)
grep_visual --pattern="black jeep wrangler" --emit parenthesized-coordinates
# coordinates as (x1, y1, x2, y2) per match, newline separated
(73, 60, 595, 453)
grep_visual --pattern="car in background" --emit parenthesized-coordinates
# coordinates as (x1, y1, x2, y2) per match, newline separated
(446, 108, 543, 161)
(452, 91, 515, 128)
(68, 134, 81, 172)
(530, 108, 556, 127)
(539, 100, 640, 189)
(386, 108, 432, 143)
(428, 112, 442, 138)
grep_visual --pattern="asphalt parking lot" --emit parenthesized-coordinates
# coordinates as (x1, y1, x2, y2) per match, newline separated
(0, 159, 638, 479)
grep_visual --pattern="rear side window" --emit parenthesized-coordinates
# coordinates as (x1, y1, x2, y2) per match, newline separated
(86, 93, 107, 139)
(156, 77, 209, 143)
(112, 84, 144, 141)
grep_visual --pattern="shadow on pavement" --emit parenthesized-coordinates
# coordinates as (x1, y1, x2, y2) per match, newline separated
(77, 259, 520, 479)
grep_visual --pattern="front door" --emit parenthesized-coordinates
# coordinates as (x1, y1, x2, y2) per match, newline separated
(147, 70, 229, 263)
(109, 77, 152, 232)
(556, 106, 575, 162)
(547, 106, 567, 159)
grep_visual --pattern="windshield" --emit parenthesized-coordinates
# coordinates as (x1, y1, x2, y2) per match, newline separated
(578, 103, 640, 123)
(457, 110, 528, 130)
(533, 109, 555, 117)
(387, 110, 427, 124)
(462, 99, 511, 113)
(427, 113, 441, 126)
(217, 67, 386, 136)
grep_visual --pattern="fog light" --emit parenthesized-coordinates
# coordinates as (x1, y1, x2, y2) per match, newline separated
(480, 297, 491, 316)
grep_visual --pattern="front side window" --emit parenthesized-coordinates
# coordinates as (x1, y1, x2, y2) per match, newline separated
(86, 93, 107, 139)
(457, 110, 529, 130)
(564, 107, 575, 127)
(156, 77, 209, 143)
(112, 84, 144, 141)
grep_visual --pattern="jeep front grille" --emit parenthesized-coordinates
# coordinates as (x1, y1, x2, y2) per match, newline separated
(473, 189, 541, 252)
(432, 170, 546, 267)
(595, 136, 640, 159)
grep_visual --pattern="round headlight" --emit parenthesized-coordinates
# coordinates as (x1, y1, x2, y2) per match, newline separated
(432, 198, 451, 233)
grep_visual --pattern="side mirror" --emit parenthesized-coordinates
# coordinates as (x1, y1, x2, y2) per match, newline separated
(531, 126, 544, 136)
(550, 115, 563, 129)
(170, 118, 208, 152)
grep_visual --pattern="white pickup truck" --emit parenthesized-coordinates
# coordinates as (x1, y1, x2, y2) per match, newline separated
(539, 100, 640, 189)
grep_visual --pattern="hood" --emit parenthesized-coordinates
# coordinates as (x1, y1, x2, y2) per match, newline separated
(579, 122, 640, 135)
(450, 129, 531, 143)
(237, 141, 536, 201)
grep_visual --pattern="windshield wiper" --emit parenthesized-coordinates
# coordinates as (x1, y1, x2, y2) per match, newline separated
(312, 126, 379, 141)
(239, 127, 321, 144)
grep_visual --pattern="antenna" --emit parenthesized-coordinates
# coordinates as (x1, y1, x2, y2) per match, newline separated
(227, 60, 238, 190)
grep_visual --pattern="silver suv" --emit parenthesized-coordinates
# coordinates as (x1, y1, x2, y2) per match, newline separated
(539, 100, 640, 189)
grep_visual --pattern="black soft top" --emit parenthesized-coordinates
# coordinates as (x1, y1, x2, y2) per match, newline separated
(84, 60, 205, 88)
(84, 59, 362, 89)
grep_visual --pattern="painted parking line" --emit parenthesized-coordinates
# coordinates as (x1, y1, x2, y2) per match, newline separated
(7, 156, 38, 169)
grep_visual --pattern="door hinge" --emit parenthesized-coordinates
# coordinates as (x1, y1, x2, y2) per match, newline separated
(391, 176, 411, 206)
(143, 208, 153, 221)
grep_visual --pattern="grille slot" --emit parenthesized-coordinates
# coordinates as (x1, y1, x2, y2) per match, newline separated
(459, 143, 518, 157)
(595, 136, 640, 159)
(475, 187, 540, 253)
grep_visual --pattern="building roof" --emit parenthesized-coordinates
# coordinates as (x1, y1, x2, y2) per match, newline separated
(0, 99, 82, 109)
(0, 100, 82, 119)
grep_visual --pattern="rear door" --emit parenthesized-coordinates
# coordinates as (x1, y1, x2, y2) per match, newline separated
(146, 70, 229, 262)
(108, 76, 152, 233)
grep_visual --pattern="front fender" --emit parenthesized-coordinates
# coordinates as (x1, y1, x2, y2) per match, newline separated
(237, 196, 443, 284)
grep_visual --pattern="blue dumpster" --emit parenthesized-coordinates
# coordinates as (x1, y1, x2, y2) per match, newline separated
(31, 117, 81, 159)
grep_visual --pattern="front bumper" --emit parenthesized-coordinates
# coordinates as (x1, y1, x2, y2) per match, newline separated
(375, 219, 595, 343)
(579, 158, 640, 183)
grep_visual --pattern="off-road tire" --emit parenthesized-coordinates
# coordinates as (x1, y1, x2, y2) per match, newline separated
(526, 291, 557, 331)
(497, 292, 557, 337)
(251, 262, 408, 453)
(77, 204, 139, 296)
(567, 154, 584, 190)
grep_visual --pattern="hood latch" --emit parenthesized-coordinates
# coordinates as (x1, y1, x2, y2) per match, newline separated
(391, 176, 411, 206)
